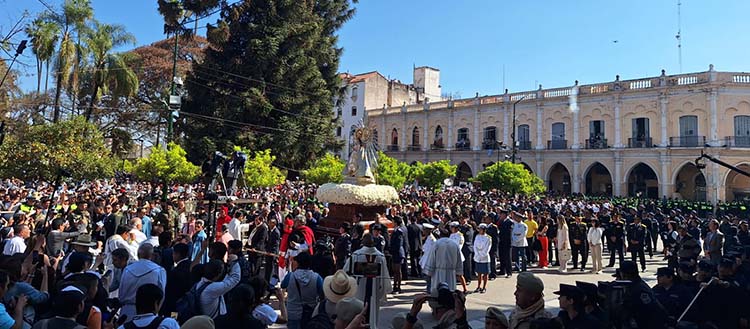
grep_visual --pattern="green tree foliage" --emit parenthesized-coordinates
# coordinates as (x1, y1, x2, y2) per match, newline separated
(131, 142, 199, 183)
(471, 161, 546, 195)
(410, 160, 457, 191)
(236, 147, 286, 188)
(375, 151, 410, 188)
(175, 0, 356, 168)
(303, 153, 344, 184)
(0, 116, 113, 180)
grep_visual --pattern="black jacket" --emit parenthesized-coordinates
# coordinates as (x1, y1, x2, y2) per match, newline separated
(161, 258, 192, 315)
(499, 218, 513, 247)
(406, 222, 423, 252)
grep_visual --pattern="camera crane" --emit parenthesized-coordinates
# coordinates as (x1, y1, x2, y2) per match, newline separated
(694, 150, 750, 179)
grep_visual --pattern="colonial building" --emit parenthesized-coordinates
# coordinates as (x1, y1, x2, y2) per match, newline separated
(368, 65, 750, 203)
(334, 66, 442, 160)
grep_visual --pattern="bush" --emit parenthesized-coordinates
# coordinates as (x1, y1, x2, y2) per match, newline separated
(410, 160, 457, 191)
(303, 153, 344, 185)
(240, 148, 286, 188)
(131, 142, 200, 183)
(0, 116, 114, 180)
(471, 161, 545, 195)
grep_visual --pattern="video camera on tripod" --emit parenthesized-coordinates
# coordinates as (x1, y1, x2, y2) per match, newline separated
(204, 151, 248, 196)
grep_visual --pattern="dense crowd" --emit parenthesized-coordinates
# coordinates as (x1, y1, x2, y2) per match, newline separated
(0, 177, 748, 328)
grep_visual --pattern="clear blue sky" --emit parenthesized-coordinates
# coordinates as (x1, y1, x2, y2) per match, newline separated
(5, 0, 750, 97)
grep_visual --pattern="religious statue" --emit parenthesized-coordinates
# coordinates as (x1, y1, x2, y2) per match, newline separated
(344, 122, 378, 186)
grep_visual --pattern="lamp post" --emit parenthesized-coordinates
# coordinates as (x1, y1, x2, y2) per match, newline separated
(510, 95, 526, 163)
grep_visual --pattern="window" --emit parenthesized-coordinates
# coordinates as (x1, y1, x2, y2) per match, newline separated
(518, 125, 530, 142)
(735, 115, 750, 136)
(336, 126, 342, 137)
(351, 106, 357, 116)
(391, 128, 399, 145)
(457, 128, 469, 142)
(589, 120, 605, 139)
(551, 123, 565, 140)
(632, 118, 650, 139)
(434, 126, 443, 146)
(412, 127, 420, 145)
(483, 126, 497, 142)
(679, 116, 698, 136)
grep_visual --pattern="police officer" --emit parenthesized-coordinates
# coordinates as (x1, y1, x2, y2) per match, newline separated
(498, 208, 513, 277)
(459, 216, 475, 282)
(618, 261, 667, 328)
(569, 216, 589, 271)
(652, 267, 689, 321)
(627, 216, 648, 272)
(605, 214, 626, 267)
(575, 281, 606, 325)
(484, 215, 500, 279)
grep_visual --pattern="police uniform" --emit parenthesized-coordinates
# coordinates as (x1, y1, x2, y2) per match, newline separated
(569, 220, 589, 270)
(605, 219, 625, 267)
(627, 220, 648, 271)
(652, 268, 689, 320)
(622, 270, 667, 327)
(485, 221, 500, 278)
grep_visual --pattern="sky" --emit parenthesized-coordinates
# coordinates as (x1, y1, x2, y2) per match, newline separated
(4, 0, 750, 98)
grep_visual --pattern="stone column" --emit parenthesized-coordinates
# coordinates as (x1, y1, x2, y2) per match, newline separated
(711, 161, 720, 204)
(536, 103, 544, 150)
(423, 102, 430, 151)
(614, 153, 623, 196)
(448, 104, 454, 152)
(659, 93, 668, 147)
(380, 106, 387, 150)
(614, 96, 623, 148)
(659, 151, 670, 198)
(401, 105, 407, 151)
(503, 104, 510, 144)
(571, 84, 581, 149)
(536, 153, 544, 184)
(709, 89, 719, 146)
(473, 107, 481, 151)
(572, 156, 581, 193)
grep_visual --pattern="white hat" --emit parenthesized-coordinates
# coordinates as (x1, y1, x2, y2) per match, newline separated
(335, 297, 364, 324)
(449, 221, 460, 227)
(323, 270, 358, 303)
(422, 223, 435, 230)
(478, 223, 488, 229)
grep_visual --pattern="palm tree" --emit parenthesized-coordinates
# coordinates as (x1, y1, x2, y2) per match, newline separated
(47, 0, 93, 122)
(25, 16, 60, 95)
(84, 21, 137, 122)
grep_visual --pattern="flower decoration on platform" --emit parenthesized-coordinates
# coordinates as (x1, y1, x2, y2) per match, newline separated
(316, 183, 399, 206)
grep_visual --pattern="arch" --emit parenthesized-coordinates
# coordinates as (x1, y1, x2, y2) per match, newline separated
(456, 162, 473, 183)
(584, 162, 613, 196)
(520, 162, 533, 174)
(626, 162, 659, 198)
(674, 162, 706, 201)
(391, 128, 398, 146)
(434, 125, 444, 147)
(547, 163, 571, 195)
(411, 126, 420, 146)
(725, 163, 750, 202)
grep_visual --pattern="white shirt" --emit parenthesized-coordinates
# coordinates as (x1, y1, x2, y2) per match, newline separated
(587, 227, 604, 245)
(2, 236, 25, 255)
(511, 221, 528, 247)
(473, 234, 492, 263)
(141, 236, 159, 248)
(117, 313, 179, 329)
(131, 229, 147, 245)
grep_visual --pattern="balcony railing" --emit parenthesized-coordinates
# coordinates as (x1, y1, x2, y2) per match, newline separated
(669, 136, 706, 147)
(386, 145, 399, 151)
(518, 141, 532, 150)
(482, 140, 500, 150)
(455, 141, 471, 151)
(431, 143, 445, 151)
(547, 139, 568, 150)
(628, 137, 653, 148)
(726, 136, 750, 147)
(585, 138, 608, 149)
(407, 145, 422, 151)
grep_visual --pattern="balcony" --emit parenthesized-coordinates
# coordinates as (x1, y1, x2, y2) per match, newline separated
(669, 136, 706, 147)
(455, 141, 471, 151)
(518, 141, 532, 150)
(585, 138, 608, 149)
(726, 136, 750, 147)
(431, 143, 445, 151)
(407, 145, 422, 151)
(628, 137, 653, 148)
(386, 145, 399, 152)
(547, 139, 568, 150)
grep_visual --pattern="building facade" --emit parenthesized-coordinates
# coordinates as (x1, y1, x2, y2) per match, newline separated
(334, 67, 442, 160)
(369, 65, 750, 203)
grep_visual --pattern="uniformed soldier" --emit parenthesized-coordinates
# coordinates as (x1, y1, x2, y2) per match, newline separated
(575, 281, 606, 325)
(569, 216, 589, 271)
(618, 261, 668, 328)
(459, 217, 475, 281)
(483, 215, 500, 279)
(627, 217, 648, 272)
(652, 267, 689, 321)
(605, 214, 626, 267)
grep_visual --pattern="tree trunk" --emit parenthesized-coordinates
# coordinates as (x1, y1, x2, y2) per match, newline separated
(36, 58, 42, 95)
(53, 70, 63, 122)
(44, 60, 50, 94)
(85, 78, 99, 122)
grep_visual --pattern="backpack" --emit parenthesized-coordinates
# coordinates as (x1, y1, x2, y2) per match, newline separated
(124, 316, 165, 329)
(176, 281, 210, 324)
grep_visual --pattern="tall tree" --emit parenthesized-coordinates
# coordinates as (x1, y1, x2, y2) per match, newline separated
(25, 16, 60, 95)
(46, 0, 93, 122)
(174, 0, 356, 171)
(83, 21, 137, 121)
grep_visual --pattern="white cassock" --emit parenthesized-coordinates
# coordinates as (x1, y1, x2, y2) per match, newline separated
(344, 246, 391, 327)
(423, 237, 463, 295)
(420, 233, 437, 270)
(449, 232, 465, 262)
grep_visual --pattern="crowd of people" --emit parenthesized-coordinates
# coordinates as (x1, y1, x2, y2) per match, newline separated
(0, 177, 748, 328)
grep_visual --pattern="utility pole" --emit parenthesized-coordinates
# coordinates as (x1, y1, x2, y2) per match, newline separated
(162, 33, 181, 202)
(510, 95, 526, 163)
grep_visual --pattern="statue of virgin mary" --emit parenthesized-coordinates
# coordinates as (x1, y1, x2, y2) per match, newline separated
(343, 122, 378, 186)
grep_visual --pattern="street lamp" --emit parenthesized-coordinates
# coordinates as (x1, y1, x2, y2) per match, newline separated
(511, 94, 526, 163)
